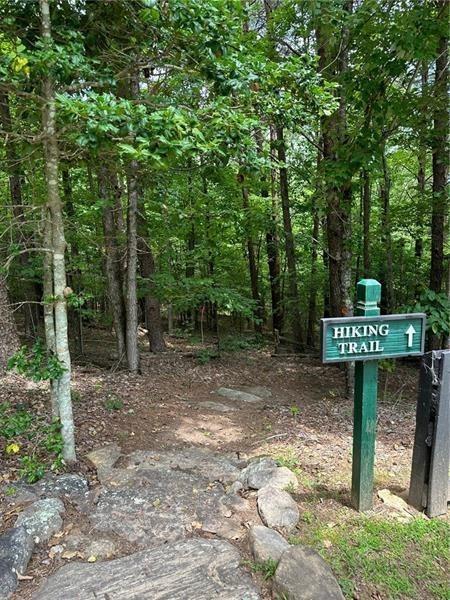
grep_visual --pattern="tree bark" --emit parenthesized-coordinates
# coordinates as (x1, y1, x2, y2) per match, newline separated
(239, 172, 263, 334)
(0, 276, 20, 373)
(430, 0, 449, 295)
(137, 211, 166, 352)
(125, 158, 140, 372)
(307, 189, 320, 348)
(276, 125, 304, 351)
(99, 164, 127, 360)
(362, 169, 371, 277)
(256, 127, 283, 335)
(40, 0, 76, 463)
(0, 91, 37, 336)
(380, 143, 394, 312)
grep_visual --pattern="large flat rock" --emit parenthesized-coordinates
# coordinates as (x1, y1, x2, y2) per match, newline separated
(33, 538, 261, 600)
(215, 387, 262, 403)
(122, 446, 242, 484)
(89, 468, 237, 546)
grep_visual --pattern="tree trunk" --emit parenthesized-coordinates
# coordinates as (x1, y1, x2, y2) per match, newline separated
(40, 0, 76, 463)
(362, 169, 371, 277)
(0, 276, 20, 373)
(0, 91, 37, 337)
(239, 172, 263, 334)
(276, 125, 304, 351)
(307, 189, 320, 348)
(125, 158, 140, 372)
(380, 143, 394, 312)
(99, 164, 127, 360)
(430, 0, 449, 295)
(137, 212, 166, 352)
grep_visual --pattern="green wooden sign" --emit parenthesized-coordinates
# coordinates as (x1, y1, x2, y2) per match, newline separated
(321, 314, 426, 363)
(320, 279, 426, 512)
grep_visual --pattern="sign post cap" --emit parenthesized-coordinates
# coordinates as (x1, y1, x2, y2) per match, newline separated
(357, 279, 381, 304)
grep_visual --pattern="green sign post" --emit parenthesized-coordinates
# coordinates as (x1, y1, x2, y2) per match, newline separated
(321, 279, 426, 511)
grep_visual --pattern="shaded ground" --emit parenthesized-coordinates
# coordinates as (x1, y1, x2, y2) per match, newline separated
(1, 330, 447, 599)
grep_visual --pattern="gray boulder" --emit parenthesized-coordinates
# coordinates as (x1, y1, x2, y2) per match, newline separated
(0, 526, 34, 600)
(272, 546, 345, 600)
(33, 538, 260, 600)
(257, 485, 299, 531)
(240, 457, 278, 489)
(248, 525, 289, 563)
(216, 387, 262, 403)
(15, 498, 65, 543)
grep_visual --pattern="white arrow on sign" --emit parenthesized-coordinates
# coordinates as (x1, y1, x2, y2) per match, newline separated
(405, 324, 416, 348)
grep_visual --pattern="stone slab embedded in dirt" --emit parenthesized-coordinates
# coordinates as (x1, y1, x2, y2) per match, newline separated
(123, 446, 242, 484)
(243, 386, 272, 399)
(248, 525, 289, 563)
(257, 485, 299, 531)
(199, 401, 237, 412)
(15, 498, 65, 543)
(85, 443, 121, 481)
(33, 538, 261, 600)
(2, 474, 89, 511)
(216, 387, 263, 403)
(0, 526, 34, 600)
(272, 546, 345, 600)
(89, 467, 235, 547)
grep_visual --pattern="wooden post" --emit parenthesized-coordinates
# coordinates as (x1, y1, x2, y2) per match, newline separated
(351, 279, 381, 511)
(409, 350, 450, 517)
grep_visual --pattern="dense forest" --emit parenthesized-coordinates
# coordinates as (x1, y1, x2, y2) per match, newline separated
(0, 0, 448, 463)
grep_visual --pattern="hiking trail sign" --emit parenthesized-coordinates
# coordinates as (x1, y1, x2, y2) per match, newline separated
(320, 279, 426, 512)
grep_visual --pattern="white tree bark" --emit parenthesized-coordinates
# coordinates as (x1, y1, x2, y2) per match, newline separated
(40, 0, 76, 463)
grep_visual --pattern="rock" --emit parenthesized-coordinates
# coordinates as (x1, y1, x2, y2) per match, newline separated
(33, 538, 260, 600)
(86, 443, 121, 481)
(272, 546, 344, 600)
(257, 486, 299, 531)
(377, 489, 418, 521)
(0, 526, 34, 600)
(89, 469, 230, 548)
(228, 480, 244, 494)
(240, 457, 277, 489)
(2, 474, 89, 511)
(15, 498, 65, 543)
(241, 462, 298, 492)
(244, 386, 272, 399)
(248, 525, 289, 563)
(216, 387, 262, 403)
(123, 446, 241, 484)
(199, 401, 237, 412)
(63, 533, 117, 560)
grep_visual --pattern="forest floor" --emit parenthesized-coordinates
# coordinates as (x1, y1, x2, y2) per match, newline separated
(1, 329, 449, 599)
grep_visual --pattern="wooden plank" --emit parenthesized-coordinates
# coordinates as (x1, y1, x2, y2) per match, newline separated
(427, 350, 450, 517)
(408, 352, 435, 510)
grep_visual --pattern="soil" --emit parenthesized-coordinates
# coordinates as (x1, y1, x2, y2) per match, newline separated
(0, 329, 421, 599)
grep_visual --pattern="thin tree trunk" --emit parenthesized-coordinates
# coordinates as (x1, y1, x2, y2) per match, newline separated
(0, 91, 37, 336)
(40, 0, 76, 463)
(430, 0, 449, 295)
(0, 276, 20, 373)
(125, 158, 140, 372)
(276, 125, 304, 351)
(380, 143, 394, 312)
(137, 212, 166, 352)
(239, 172, 263, 334)
(362, 169, 371, 277)
(99, 164, 127, 360)
(307, 191, 320, 348)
